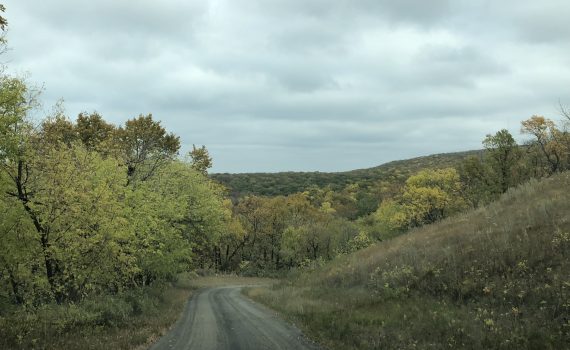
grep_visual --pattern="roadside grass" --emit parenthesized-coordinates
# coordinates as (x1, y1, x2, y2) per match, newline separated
(0, 274, 195, 350)
(246, 172, 570, 349)
(0, 273, 277, 350)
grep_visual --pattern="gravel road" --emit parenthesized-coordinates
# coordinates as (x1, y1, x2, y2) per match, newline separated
(150, 286, 319, 350)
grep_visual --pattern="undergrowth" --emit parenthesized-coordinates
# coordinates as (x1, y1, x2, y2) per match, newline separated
(0, 273, 196, 350)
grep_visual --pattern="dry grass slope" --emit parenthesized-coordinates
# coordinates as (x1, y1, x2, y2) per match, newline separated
(246, 172, 570, 349)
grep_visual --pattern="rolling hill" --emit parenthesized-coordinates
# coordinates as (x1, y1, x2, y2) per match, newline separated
(212, 149, 481, 197)
(246, 171, 570, 349)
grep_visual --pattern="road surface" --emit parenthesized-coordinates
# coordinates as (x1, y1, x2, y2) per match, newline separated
(150, 286, 319, 350)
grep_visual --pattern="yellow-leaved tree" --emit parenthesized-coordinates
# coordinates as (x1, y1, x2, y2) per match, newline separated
(521, 115, 568, 175)
(374, 168, 466, 236)
(402, 168, 466, 227)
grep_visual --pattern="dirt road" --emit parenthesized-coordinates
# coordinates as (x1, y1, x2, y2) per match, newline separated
(150, 286, 319, 350)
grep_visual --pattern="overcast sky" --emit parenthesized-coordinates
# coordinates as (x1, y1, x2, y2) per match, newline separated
(3, 1, 570, 173)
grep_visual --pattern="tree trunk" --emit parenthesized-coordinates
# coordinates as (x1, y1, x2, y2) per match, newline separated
(7, 267, 24, 304)
(13, 160, 65, 303)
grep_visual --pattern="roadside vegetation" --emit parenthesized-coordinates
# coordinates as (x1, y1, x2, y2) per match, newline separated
(247, 171, 570, 349)
(0, 274, 194, 350)
(0, 272, 272, 350)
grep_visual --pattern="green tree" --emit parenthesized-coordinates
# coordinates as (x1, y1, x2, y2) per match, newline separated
(0, 173, 37, 304)
(37, 115, 77, 146)
(189, 144, 213, 175)
(216, 210, 247, 271)
(75, 111, 116, 153)
(4, 140, 133, 302)
(0, 76, 34, 159)
(459, 155, 495, 207)
(373, 199, 408, 238)
(0, 7, 233, 312)
(116, 114, 180, 184)
(483, 129, 521, 193)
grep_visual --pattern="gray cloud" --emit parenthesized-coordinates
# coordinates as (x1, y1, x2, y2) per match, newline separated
(3, 0, 570, 172)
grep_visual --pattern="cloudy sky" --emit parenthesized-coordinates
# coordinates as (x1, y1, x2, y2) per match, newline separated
(3, 1, 570, 173)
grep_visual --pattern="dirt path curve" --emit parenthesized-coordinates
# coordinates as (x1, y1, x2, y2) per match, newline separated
(150, 286, 319, 350)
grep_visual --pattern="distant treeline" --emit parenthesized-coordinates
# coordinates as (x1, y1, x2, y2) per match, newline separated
(211, 150, 480, 198)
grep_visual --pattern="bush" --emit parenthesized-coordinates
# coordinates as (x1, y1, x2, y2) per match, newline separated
(82, 296, 133, 327)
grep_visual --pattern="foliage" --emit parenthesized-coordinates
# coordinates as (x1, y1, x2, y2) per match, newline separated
(372, 199, 408, 238)
(206, 192, 361, 274)
(371, 168, 465, 234)
(188, 144, 213, 175)
(0, 76, 228, 308)
(75, 112, 116, 153)
(115, 113, 180, 184)
(401, 168, 466, 226)
(247, 172, 570, 349)
(211, 150, 480, 199)
(459, 155, 496, 207)
(521, 115, 568, 175)
(482, 129, 522, 193)
(459, 118, 569, 209)
(0, 275, 195, 350)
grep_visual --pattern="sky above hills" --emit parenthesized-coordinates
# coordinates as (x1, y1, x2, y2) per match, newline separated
(4, 1, 570, 173)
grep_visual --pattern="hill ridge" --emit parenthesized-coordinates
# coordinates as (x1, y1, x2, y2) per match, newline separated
(211, 149, 482, 197)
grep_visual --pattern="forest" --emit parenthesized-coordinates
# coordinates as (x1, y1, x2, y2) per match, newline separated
(211, 150, 479, 198)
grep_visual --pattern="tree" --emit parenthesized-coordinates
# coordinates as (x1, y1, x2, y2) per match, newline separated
(75, 112, 116, 153)
(355, 190, 379, 217)
(373, 199, 408, 238)
(402, 168, 465, 227)
(189, 144, 213, 175)
(37, 115, 77, 146)
(558, 104, 570, 168)
(216, 211, 247, 271)
(521, 115, 566, 174)
(374, 168, 466, 234)
(0, 4, 7, 50)
(0, 76, 34, 159)
(459, 155, 495, 207)
(116, 114, 180, 184)
(4, 140, 134, 302)
(0, 7, 234, 310)
(0, 173, 37, 304)
(482, 129, 521, 193)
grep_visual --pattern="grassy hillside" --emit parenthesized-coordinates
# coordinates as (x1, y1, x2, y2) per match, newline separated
(212, 150, 480, 197)
(246, 172, 570, 349)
